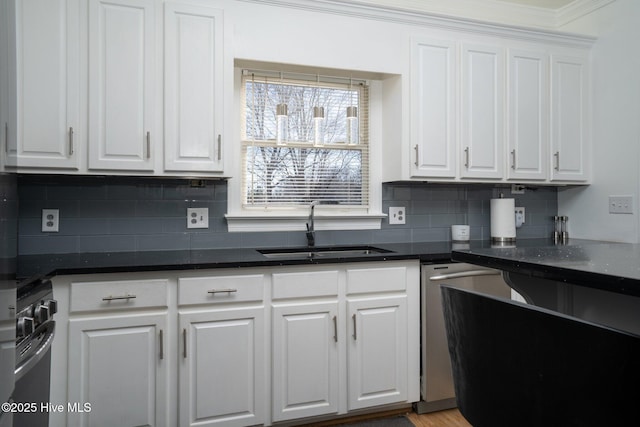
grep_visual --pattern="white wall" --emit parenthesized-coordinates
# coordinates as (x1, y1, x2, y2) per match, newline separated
(557, 0, 640, 242)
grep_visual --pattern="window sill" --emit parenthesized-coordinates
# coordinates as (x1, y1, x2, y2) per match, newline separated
(225, 213, 386, 232)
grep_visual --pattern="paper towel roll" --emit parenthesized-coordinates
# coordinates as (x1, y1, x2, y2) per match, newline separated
(490, 198, 516, 242)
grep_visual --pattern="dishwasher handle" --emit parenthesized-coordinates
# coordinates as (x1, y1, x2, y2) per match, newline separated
(429, 270, 501, 281)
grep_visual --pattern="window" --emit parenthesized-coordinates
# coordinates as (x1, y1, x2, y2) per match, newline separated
(241, 70, 369, 209)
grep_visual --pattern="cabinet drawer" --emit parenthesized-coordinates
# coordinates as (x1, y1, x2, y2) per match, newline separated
(346, 266, 407, 294)
(70, 279, 169, 313)
(272, 270, 339, 299)
(178, 275, 264, 306)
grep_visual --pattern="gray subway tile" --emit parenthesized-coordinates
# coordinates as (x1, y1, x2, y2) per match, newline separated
(136, 233, 191, 251)
(79, 235, 137, 253)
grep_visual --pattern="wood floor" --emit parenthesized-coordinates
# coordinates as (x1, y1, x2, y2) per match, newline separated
(305, 408, 472, 427)
(407, 409, 472, 427)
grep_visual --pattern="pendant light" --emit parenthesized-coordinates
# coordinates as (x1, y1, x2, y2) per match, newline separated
(275, 72, 288, 145)
(346, 79, 359, 145)
(313, 106, 325, 146)
(276, 103, 288, 145)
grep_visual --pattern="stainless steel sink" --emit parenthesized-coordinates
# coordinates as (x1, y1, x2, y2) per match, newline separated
(258, 246, 393, 259)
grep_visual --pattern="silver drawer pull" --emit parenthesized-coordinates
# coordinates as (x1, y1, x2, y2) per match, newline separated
(102, 294, 137, 301)
(207, 288, 238, 295)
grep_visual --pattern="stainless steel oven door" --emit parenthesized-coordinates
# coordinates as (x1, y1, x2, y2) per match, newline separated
(0, 287, 16, 427)
(13, 321, 55, 427)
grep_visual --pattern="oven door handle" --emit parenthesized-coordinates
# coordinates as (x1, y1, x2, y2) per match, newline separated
(14, 321, 55, 382)
(429, 270, 501, 281)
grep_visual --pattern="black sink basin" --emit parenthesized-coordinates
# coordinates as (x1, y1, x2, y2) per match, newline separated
(257, 246, 393, 259)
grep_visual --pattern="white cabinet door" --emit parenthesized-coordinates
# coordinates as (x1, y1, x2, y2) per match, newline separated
(67, 312, 168, 427)
(164, 3, 224, 173)
(0, 0, 9, 170)
(410, 38, 457, 178)
(88, 0, 156, 171)
(460, 43, 504, 180)
(7, 0, 80, 169)
(507, 49, 549, 181)
(179, 307, 265, 427)
(272, 301, 339, 422)
(347, 296, 408, 411)
(550, 54, 590, 182)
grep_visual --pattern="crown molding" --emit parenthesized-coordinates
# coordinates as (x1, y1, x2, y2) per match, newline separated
(238, 0, 596, 47)
(556, 0, 616, 27)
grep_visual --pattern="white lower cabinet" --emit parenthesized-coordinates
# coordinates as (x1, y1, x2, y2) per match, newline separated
(347, 295, 408, 410)
(177, 272, 265, 427)
(52, 261, 419, 427)
(67, 312, 169, 427)
(271, 262, 419, 423)
(64, 277, 171, 427)
(272, 301, 340, 421)
(179, 307, 264, 427)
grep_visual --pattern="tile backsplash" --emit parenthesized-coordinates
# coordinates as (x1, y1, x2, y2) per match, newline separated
(17, 175, 557, 255)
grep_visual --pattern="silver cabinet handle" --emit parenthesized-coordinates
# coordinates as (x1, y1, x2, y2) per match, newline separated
(414, 144, 419, 167)
(554, 151, 560, 171)
(102, 294, 136, 301)
(68, 127, 74, 156)
(159, 329, 164, 360)
(4, 123, 7, 153)
(183, 328, 187, 359)
(464, 147, 470, 168)
(511, 149, 516, 170)
(332, 316, 337, 343)
(207, 288, 237, 295)
(429, 270, 501, 281)
(146, 131, 151, 159)
(217, 134, 222, 161)
(352, 314, 357, 340)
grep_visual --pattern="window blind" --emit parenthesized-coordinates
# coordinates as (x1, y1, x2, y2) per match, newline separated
(241, 70, 369, 208)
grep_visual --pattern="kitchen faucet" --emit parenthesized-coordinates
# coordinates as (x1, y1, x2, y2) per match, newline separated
(306, 201, 319, 247)
(306, 200, 338, 247)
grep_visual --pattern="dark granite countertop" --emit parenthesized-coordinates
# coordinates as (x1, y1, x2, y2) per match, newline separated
(17, 241, 474, 280)
(452, 239, 640, 297)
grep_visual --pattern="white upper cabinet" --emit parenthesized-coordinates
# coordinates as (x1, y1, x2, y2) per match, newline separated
(460, 43, 504, 180)
(507, 49, 549, 181)
(6, 0, 80, 170)
(410, 38, 457, 178)
(550, 54, 590, 182)
(397, 34, 591, 184)
(164, 3, 224, 173)
(88, 0, 157, 172)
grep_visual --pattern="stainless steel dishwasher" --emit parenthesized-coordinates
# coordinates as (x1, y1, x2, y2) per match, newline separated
(414, 262, 513, 414)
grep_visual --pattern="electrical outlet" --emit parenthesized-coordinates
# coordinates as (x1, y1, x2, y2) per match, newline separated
(187, 208, 209, 229)
(42, 209, 59, 232)
(389, 207, 406, 225)
(515, 207, 525, 228)
(609, 196, 633, 214)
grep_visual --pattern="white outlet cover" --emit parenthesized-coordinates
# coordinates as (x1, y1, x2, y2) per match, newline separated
(389, 206, 406, 225)
(609, 196, 633, 214)
(42, 209, 59, 232)
(187, 208, 209, 229)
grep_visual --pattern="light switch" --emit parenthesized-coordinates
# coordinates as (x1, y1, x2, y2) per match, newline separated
(609, 196, 633, 214)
